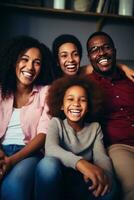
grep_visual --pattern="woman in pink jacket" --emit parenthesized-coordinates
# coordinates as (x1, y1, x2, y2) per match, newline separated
(0, 35, 54, 200)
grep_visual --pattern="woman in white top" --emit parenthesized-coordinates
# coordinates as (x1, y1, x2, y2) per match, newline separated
(0, 35, 54, 200)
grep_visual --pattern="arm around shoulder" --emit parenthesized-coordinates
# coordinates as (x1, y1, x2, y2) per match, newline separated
(117, 63, 134, 82)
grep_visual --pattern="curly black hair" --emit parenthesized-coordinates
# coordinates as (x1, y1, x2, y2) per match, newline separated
(47, 75, 104, 122)
(0, 35, 55, 99)
(52, 34, 82, 79)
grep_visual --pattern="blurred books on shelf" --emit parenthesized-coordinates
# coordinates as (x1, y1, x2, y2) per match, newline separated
(73, 0, 90, 12)
(0, 0, 133, 16)
(95, 0, 119, 15)
(102, 0, 111, 14)
(89, 0, 99, 12)
(96, 0, 105, 13)
(118, 0, 134, 16)
(53, 0, 65, 9)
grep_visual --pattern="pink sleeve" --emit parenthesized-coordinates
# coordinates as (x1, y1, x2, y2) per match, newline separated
(37, 86, 51, 135)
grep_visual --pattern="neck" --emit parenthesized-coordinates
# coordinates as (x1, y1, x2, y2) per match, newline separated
(93, 65, 117, 78)
(14, 85, 33, 108)
(16, 84, 33, 95)
(67, 120, 84, 132)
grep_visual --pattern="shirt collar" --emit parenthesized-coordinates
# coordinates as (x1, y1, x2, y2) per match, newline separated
(30, 85, 41, 96)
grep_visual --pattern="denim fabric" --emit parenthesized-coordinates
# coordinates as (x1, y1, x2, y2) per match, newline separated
(1, 144, 25, 156)
(35, 156, 118, 200)
(35, 156, 63, 200)
(0, 145, 43, 200)
(1, 144, 43, 157)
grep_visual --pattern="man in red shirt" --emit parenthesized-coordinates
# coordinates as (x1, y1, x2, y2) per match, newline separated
(86, 32, 134, 200)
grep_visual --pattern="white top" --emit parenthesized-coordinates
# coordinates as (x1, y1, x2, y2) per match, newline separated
(2, 108, 25, 145)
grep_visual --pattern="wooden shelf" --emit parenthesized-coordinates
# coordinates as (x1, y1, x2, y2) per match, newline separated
(0, 2, 134, 31)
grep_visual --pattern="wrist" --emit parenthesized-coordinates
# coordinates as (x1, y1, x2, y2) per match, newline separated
(76, 159, 90, 173)
(5, 156, 13, 170)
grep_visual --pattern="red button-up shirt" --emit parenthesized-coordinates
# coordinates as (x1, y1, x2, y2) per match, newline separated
(89, 70, 134, 146)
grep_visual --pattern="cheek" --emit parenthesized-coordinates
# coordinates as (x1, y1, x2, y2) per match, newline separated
(82, 102, 88, 112)
(15, 65, 20, 76)
(59, 58, 65, 66)
(76, 57, 80, 65)
(62, 101, 69, 111)
(35, 66, 41, 74)
(85, 104, 88, 112)
(90, 54, 96, 61)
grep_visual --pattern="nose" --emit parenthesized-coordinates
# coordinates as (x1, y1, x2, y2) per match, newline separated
(27, 60, 33, 70)
(68, 54, 74, 62)
(73, 99, 80, 106)
(98, 46, 105, 55)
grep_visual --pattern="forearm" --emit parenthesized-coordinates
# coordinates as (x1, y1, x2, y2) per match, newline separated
(76, 159, 94, 175)
(76, 159, 111, 195)
(117, 63, 134, 82)
(46, 144, 82, 169)
(9, 133, 46, 166)
(80, 64, 93, 75)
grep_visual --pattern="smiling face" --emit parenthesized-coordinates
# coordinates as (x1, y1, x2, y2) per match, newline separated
(16, 48, 41, 89)
(62, 85, 88, 130)
(87, 35, 116, 76)
(58, 42, 81, 76)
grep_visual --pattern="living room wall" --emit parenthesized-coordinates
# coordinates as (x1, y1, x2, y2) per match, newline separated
(0, 8, 134, 66)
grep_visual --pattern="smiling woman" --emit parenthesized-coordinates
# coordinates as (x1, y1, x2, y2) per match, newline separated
(0, 35, 54, 200)
(52, 34, 82, 78)
(57, 43, 80, 76)
(15, 48, 41, 91)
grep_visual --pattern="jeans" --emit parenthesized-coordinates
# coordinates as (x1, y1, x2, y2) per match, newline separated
(35, 156, 118, 200)
(0, 145, 42, 200)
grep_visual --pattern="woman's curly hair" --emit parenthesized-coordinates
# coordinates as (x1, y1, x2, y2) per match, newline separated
(47, 75, 104, 122)
(0, 35, 55, 99)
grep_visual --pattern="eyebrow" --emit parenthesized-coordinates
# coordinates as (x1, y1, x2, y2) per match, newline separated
(66, 94, 87, 98)
(22, 54, 41, 60)
(59, 50, 79, 54)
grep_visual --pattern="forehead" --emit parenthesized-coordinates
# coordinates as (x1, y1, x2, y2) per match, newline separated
(23, 47, 41, 56)
(18, 48, 41, 60)
(65, 85, 87, 95)
(88, 35, 111, 47)
(59, 42, 78, 53)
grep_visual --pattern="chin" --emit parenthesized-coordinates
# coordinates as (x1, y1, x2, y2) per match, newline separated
(67, 72, 77, 76)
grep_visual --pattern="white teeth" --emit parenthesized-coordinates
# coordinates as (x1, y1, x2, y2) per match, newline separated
(70, 110, 81, 116)
(99, 59, 108, 65)
(22, 71, 33, 78)
(66, 65, 75, 69)
(70, 109, 80, 113)
(99, 58, 108, 63)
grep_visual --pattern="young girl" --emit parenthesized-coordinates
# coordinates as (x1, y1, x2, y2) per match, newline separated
(35, 75, 117, 200)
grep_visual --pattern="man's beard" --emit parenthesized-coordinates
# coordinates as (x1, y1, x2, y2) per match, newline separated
(93, 62, 116, 77)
